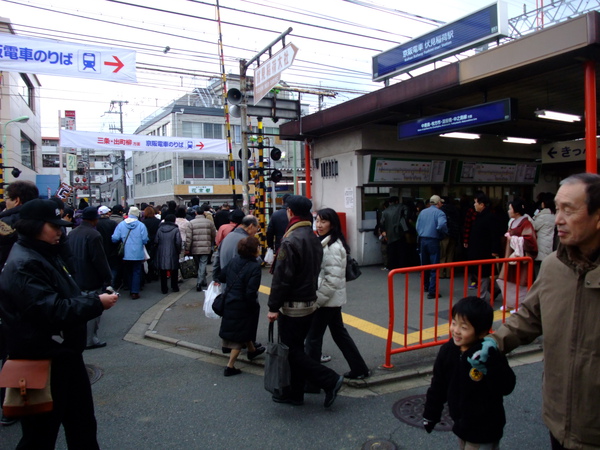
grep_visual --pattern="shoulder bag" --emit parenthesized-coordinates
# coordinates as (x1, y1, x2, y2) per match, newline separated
(118, 228, 132, 257)
(345, 254, 361, 281)
(0, 359, 53, 418)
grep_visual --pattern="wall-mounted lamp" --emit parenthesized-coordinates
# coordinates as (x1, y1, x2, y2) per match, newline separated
(534, 109, 581, 123)
(440, 132, 480, 140)
(503, 137, 537, 144)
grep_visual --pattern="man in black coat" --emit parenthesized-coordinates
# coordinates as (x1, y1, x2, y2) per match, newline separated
(266, 193, 290, 252)
(67, 206, 113, 349)
(0, 180, 38, 426)
(267, 195, 343, 408)
(466, 193, 503, 298)
(0, 180, 39, 268)
(96, 205, 120, 288)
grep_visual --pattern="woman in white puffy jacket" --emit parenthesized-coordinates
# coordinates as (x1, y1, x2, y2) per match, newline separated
(533, 193, 556, 262)
(305, 208, 370, 380)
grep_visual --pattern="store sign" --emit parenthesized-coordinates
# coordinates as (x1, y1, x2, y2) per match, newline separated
(188, 186, 213, 194)
(397, 98, 515, 140)
(373, 1, 508, 81)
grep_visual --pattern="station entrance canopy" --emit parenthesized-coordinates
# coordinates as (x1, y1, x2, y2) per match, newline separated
(280, 11, 600, 152)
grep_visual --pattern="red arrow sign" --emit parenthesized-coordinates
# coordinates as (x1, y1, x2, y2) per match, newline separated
(196, 142, 205, 150)
(104, 56, 124, 73)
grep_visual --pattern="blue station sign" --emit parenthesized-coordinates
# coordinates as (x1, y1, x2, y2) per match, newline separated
(397, 98, 516, 140)
(373, 1, 508, 82)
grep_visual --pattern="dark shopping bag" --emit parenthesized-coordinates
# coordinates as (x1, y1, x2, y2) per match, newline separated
(179, 257, 197, 279)
(264, 321, 291, 398)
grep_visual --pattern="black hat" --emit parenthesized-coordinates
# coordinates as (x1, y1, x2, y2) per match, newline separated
(285, 195, 312, 217)
(20, 199, 74, 227)
(230, 209, 245, 224)
(81, 206, 100, 220)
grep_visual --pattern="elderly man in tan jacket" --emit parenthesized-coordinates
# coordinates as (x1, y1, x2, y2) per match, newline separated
(186, 206, 216, 291)
(470, 173, 600, 450)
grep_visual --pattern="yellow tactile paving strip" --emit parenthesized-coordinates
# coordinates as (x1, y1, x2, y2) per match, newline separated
(260, 284, 510, 348)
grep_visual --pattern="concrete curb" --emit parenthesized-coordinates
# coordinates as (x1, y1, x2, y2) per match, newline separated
(128, 285, 544, 390)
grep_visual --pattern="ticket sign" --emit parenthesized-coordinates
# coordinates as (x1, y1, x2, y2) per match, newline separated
(456, 161, 539, 184)
(398, 98, 515, 140)
(368, 157, 449, 183)
(0, 34, 136, 83)
(373, 1, 508, 81)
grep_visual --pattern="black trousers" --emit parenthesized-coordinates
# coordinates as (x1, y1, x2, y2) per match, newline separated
(159, 269, 179, 293)
(17, 354, 99, 450)
(305, 306, 368, 375)
(278, 313, 340, 402)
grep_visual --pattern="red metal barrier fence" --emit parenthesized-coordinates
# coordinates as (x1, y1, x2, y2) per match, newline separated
(384, 257, 534, 368)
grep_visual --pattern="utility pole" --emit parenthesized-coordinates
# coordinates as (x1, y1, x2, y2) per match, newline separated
(105, 100, 128, 206)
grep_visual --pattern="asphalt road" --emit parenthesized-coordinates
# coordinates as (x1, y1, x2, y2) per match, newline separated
(1, 265, 549, 449)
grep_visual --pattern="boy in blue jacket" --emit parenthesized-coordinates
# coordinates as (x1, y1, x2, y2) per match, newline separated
(423, 296, 516, 449)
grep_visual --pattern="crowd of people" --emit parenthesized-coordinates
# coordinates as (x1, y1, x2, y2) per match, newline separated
(3, 176, 600, 449)
(375, 189, 558, 306)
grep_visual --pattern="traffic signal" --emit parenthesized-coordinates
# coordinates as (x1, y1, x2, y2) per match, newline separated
(238, 148, 251, 160)
(270, 170, 282, 183)
(270, 147, 282, 161)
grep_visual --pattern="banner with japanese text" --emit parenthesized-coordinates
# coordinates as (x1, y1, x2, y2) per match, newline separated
(0, 34, 136, 83)
(59, 130, 228, 155)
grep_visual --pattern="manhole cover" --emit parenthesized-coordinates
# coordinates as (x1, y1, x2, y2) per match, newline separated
(86, 364, 103, 385)
(362, 438, 397, 450)
(392, 394, 453, 432)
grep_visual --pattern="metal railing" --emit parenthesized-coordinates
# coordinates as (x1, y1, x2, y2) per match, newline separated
(384, 257, 534, 368)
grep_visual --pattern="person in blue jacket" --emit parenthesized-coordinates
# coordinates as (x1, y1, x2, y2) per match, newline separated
(111, 206, 148, 299)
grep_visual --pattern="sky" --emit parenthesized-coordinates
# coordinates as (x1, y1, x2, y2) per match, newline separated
(0, 0, 539, 135)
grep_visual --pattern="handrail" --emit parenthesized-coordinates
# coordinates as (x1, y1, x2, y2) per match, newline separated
(384, 257, 534, 368)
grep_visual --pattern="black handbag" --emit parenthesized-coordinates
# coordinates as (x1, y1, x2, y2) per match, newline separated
(345, 254, 361, 281)
(264, 321, 291, 397)
(117, 229, 132, 258)
(212, 293, 225, 317)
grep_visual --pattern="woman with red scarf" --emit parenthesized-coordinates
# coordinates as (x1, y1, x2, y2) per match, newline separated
(498, 198, 537, 311)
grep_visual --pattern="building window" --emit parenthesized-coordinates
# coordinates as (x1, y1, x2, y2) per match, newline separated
(233, 125, 241, 144)
(182, 122, 202, 138)
(21, 133, 35, 169)
(42, 154, 60, 167)
(146, 164, 158, 184)
(161, 123, 169, 136)
(183, 159, 228, 179)
(17, 74, 34, 110)
(183, 159, 203, 178)
(158, 160, 172, 182)
(135, 173, 142, 185)
(203, 123, 223, 139)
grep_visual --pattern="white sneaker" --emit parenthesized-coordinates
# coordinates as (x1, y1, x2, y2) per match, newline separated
(320, 355, 332, 363)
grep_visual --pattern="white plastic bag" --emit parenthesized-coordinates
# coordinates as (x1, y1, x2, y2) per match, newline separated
(203, 281, 222, 319)
(264, 248, 275, 265)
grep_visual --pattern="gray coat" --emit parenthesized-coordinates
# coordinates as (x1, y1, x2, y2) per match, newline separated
(154, 222, 182, 270)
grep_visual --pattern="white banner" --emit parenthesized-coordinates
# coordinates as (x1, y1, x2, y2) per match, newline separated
(59, 130, 228, 155)
(0, 34, 136, 83)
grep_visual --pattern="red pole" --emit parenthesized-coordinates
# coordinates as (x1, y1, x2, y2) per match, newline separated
(304, 138, 312, 199)
(584, 60, 597, 174)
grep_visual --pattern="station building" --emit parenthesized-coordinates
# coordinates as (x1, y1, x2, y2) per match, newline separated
(280, 11, 600, 265)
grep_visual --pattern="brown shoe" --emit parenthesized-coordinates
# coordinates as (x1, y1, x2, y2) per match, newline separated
(130, 293, 140, 299)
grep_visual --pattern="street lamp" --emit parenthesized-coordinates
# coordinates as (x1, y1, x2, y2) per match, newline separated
(0, 115, 29, 199)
